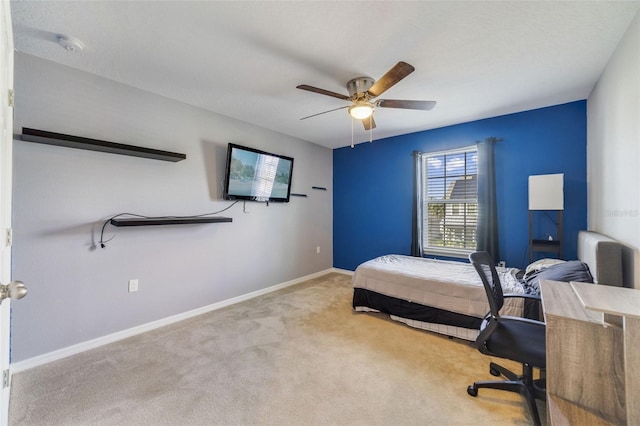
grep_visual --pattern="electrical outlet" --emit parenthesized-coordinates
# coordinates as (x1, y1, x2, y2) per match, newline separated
(128, 279, 139, 293)
(316, 246, 321, 254)
(498, 261, 506, 268)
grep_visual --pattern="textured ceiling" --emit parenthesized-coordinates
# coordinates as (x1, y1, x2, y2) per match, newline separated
(10, 1, 640, 149)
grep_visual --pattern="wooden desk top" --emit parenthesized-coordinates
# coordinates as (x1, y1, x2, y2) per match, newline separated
(571, 281, 640, 319)
(540, 280, 603, 323)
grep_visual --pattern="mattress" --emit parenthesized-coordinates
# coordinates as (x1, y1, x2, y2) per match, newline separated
(352, 254, 525, 320)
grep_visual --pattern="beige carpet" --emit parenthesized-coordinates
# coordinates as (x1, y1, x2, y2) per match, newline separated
(9, 273, 541, 425)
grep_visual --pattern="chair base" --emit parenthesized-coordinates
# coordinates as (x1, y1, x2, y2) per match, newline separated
(467, 362, 546, 426)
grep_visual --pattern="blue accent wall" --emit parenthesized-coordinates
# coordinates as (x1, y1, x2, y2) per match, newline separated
(333, 101, 587, 271)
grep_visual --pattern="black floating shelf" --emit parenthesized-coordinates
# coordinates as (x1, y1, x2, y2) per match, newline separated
(531, 239, 560, 246)
(312, 186, 327, 191)
(111, 217, 232, 227)
(290, 193, 308, 197)
(21, 128, 186, 162)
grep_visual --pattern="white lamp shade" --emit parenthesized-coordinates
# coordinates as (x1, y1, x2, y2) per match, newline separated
(348, 103, 374, 120)
(528, 173, 564, 210)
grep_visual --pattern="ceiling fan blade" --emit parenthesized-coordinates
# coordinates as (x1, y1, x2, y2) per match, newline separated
(367, 61, 415, 97)
(296, 85, 351, 101)
(377, 99, 437, 110)
(300, 105, 349, 120)
(362, 115, 376, 131)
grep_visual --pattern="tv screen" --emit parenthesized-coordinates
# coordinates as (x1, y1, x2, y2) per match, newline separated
(223, 143, 294, 203)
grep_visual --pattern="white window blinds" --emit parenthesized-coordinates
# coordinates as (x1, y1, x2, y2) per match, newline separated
(422, 147, 478, 255)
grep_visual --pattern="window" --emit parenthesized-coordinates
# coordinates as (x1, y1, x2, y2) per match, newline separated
(421, 146, 478, 256)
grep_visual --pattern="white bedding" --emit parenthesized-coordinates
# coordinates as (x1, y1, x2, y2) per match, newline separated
(352, 254, 524, 320)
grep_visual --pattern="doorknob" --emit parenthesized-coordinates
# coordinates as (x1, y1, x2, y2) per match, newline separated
(0, 281, 27, 302)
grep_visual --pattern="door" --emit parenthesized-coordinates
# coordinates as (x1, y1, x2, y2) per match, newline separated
(0, 2, 13, 424)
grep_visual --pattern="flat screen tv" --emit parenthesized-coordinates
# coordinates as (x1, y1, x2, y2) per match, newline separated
(223, 143, 294, 203)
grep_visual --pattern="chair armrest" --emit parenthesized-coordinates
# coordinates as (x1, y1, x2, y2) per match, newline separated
(504, 293, 543, 322)
(504, 293, 541, 301)
(500, 315, 545, 327)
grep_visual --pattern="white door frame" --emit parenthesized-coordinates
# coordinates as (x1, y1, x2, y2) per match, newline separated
(0, 1, 14, 424)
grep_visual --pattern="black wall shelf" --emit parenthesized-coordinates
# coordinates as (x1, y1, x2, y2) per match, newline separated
(111, 217, 232, 227)
(529, 210, 562, 262)
(20, 128, 186, 162)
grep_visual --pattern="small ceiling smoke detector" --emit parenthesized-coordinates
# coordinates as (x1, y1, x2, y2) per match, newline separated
(57, 35, 84, 52)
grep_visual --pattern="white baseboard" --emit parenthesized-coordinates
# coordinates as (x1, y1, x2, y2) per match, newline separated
(11, 268, 334, 374)
(331, 267, 354, 276)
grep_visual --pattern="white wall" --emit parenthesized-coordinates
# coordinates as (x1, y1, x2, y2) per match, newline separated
(11, 53, 333, 362)
(587, 10, 640, 288)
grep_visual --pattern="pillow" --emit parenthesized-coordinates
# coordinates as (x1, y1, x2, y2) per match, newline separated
(523, 260, 593, 293)
(524, 258, 566, 279)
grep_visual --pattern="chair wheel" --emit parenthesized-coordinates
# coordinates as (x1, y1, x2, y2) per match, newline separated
(467, 385, 478, 397)
(489, 366, 501, 376)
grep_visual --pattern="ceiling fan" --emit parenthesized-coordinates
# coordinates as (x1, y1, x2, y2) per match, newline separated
(296, 61, 436, 131)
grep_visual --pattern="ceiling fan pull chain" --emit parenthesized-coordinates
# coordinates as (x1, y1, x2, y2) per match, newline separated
(351, 116, 354, 148)
(369, 116, 373, 143)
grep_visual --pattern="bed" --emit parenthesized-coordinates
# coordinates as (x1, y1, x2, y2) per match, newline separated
(352, 230, 623, 340)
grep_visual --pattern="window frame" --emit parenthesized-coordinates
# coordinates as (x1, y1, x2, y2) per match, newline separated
(421, 145, 478, 258)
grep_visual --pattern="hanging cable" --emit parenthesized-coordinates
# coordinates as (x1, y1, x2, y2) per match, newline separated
(98, 201, 240, 248)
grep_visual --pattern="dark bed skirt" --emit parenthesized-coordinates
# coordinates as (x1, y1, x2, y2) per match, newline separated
(352, 288, 483, 330)
(352, 288, 542, 332)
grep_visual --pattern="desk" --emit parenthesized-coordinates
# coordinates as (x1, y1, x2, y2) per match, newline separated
(540, 280, 640, 425)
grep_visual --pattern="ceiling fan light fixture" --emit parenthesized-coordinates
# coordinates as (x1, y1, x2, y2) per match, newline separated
(348, 102, 374, 120)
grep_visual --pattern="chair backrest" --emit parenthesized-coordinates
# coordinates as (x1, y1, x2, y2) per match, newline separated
(469, 251, 503, 318)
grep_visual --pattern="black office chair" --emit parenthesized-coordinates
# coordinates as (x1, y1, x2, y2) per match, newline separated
(467, 251, 546, 426)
